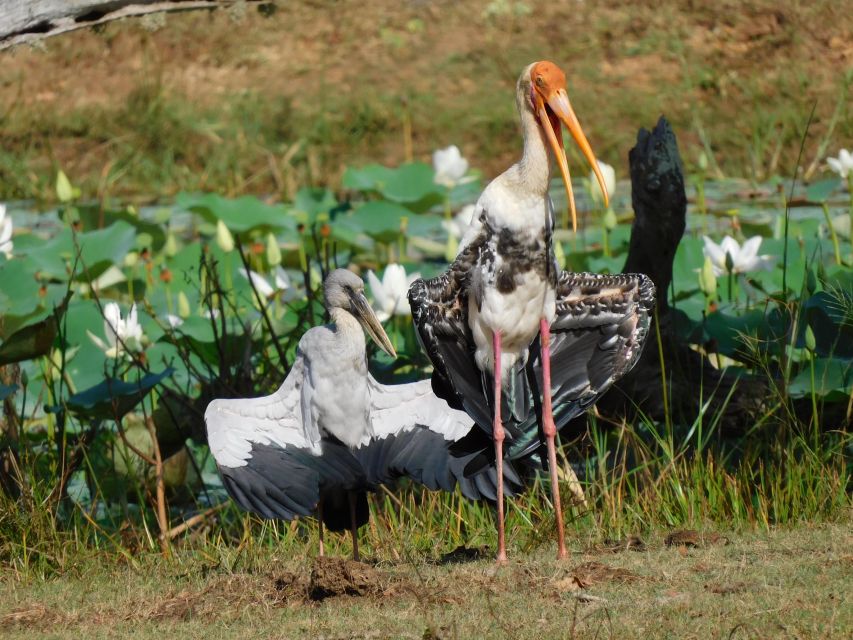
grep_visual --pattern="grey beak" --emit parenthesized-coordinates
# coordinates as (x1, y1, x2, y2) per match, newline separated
(349, 290, 397, 358)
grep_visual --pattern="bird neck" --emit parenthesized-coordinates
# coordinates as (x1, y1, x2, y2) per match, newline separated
(328, 307, 364, 344)
(512, 99, 553, 196)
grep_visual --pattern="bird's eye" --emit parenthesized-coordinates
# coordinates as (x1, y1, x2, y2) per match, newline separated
(535, 76, 545, 88)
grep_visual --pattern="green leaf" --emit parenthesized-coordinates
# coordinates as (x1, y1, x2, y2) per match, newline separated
(75, 204, 166, 251)
(0, 259, 46, 320)
(0, 293, 70, 366)
(380, 163, 441, 203)
(342, 164, 395, 192)
(805, 178, 841, 204)
(293, 188, 338, 221)
(340, 201, 411, 243)
(22, 221, 138, 281)
(788, 358, 853, 401)
(77, 221, 138, 278)
(62, 368, 174, 420)
(177, 193, 295, 234)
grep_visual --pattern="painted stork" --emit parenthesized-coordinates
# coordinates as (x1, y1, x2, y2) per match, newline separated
(205, 269, 517, 560)
(409, 61, 655, 562)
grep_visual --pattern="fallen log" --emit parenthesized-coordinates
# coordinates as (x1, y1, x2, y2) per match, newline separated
(0, 0, 272, 50)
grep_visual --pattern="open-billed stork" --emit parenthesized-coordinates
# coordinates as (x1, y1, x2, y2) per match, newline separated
(409, 62, 655, 562)
(205, 269, 515, 560)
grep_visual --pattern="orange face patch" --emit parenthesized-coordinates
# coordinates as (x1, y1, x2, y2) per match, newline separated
(530, 61, 567, 95)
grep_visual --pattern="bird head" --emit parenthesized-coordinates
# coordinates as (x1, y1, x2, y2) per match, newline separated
(520, 60, 609, 231)
(324, 269, 397, 358)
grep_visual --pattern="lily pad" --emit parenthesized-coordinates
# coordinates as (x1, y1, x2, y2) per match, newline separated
(63, 368, 173, 420)
(788, 358, 853, 401)
(177, 193, 295, 233)
(380, 163, 442, 204)
(340, 201, 412, 243)
(342, 164, 395, 192)
(0, 292, 71, 365)
(805, 178, 841, 204)
(293, 187, 339, 222)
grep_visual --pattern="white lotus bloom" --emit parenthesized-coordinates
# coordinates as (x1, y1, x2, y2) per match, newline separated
(826, 149, 853, 179)
(442, 204, 477, 240)
(433, 145, 470, 188)
(240, 267, 290, 299)
(165, 314, 184, 329)
(0, 203, 13, 258)
(87, 302, 144, 358)
(366, 263, 420, 322)
(589, 160, 616, 205)
(702, 235, 774, 277)
(273, 266, 291, 291)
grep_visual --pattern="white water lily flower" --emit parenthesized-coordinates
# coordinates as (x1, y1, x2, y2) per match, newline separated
(433, 145, 470, 188)
(826, 149, 853, 179)
(87, 302, 145, 358)
(442, 204, 477, 240)
(165, 314, 184, 329)
(240, 267, 290, 299)
(589, 160, 616, 205)
(0, 203, 13, 258)
(366, 263, 420, 322)
(702, 235, 774, 277)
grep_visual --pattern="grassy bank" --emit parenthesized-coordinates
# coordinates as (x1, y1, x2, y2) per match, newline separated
(2, 518, 850, 639)
(1, 0, 851, 202)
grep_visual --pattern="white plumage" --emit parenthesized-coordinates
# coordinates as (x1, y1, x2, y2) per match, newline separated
(205, 269, 494, 559)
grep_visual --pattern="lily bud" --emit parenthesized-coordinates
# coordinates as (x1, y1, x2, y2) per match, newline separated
(216, 220, 235, 253)
(804, 324, 816, 352)
(164, 232, 178, 258)
(699, 256, 718, 299)
(177, 291, 191, 319)
(266, 233, 281, 266)
(603, 207, 617, 231)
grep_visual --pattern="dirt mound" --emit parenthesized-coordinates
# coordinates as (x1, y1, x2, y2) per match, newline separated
(598, 535, 647, 553)
(552, 560, 641, 594)
(665, 530, 729, 549)
(308, 556, 386, 601)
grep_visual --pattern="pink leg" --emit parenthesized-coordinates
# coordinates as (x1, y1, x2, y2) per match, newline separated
(348, 492, 360, 562)
(318, 497, 325, 557)
(493, 331, 508, 564)
(540, 318, 567, 560)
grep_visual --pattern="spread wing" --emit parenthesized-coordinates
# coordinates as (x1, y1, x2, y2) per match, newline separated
(205, 353, 363, 521)
(355, 376, 521, 500)
(529, 270, 656, 434)
(450, 271, 655, 469)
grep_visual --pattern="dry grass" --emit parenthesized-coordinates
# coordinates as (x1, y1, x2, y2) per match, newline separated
(2, 519, 850, 639)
